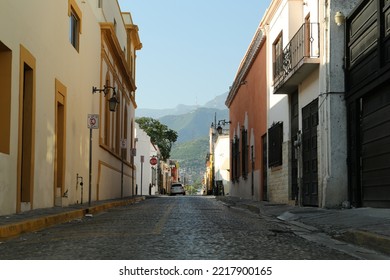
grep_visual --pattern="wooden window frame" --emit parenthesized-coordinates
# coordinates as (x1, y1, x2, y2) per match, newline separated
(273, 32, 283, 82)
(68, 0, 82, 51)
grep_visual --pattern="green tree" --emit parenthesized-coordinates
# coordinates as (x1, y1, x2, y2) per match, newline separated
(136, 117, 178, 161)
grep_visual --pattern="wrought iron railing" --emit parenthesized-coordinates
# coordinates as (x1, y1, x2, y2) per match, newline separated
(273, 23, 320, 87)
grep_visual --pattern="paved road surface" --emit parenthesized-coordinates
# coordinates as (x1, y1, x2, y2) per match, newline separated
(0, 196, 355, 259)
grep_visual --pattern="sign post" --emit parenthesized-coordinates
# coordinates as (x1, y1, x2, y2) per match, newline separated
(87, 114, 99, 206)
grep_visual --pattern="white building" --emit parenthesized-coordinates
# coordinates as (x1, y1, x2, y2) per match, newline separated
(134, 123, 159, 196)
(262, 0, 358, 207)
(214, 134, 231, 196)
(0, 0, 141, 215)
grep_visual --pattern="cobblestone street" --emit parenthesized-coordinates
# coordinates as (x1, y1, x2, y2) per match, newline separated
(0, 196, 355, 259)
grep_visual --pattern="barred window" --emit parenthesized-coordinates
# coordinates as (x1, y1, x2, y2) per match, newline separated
(241, 128, 249, 179)
(268, 122, 283, 167)
(231, 136, 240, 182)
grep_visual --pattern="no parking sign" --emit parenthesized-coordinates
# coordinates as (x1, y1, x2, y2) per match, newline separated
(87, 114, 99, 129)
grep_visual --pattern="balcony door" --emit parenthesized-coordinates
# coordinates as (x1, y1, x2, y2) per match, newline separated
(305, 14, 311, 57)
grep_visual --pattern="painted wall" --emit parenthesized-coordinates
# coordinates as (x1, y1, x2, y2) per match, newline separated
(227, 29, 267, 201)
(263, 0, 357, 207)
(0, 0, 140, 215)
(134, 123, 158, 196)
(214, 135, 231, 196)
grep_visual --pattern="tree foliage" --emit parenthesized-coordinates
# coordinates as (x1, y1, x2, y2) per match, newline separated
(136, 117, 178, 161)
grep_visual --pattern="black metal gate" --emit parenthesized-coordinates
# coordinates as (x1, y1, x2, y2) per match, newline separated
(345, 0, 390, 208)
(262, 134, 268, 201)
(360, 90, 390, 207)
(290, 91, 299, 200)
(302, 99, 318, 206)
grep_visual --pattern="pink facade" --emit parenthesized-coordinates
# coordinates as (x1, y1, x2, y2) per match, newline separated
(226, 29, 267, 200)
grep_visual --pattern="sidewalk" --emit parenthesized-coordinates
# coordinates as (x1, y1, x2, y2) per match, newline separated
(216, 196, 390, 258)
(0, 196, 145, 240)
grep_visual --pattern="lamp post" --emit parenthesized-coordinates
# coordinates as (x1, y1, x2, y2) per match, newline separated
(88, 85, 118, 206)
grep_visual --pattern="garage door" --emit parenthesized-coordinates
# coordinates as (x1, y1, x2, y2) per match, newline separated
(360, 89, 390, 207)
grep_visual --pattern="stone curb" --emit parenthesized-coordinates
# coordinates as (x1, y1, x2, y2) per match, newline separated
(0, 196, 145, 239)
(334, 230, 390, 256)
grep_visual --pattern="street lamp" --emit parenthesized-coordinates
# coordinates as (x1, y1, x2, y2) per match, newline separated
(92, 85, 119, 112)
(217, 119, 231, 135)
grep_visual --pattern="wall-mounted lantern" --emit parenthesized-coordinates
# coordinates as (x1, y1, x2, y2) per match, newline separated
(92, 85, 119, 112)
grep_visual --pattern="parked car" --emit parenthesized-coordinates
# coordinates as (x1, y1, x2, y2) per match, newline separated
(170, 183, 185, 196)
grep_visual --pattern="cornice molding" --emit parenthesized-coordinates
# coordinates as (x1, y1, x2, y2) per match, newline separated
(226, 27, 265, 107)
(100, 22, 136, 92)
(126, 24, 143, 50)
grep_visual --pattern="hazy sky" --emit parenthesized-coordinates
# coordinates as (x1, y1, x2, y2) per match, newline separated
(118, 0, 271, 109)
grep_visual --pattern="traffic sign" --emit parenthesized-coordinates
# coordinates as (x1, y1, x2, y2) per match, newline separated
(120, 139, 127, 149)
(150, 157, 158, 165)
(87, 114, 99, 129)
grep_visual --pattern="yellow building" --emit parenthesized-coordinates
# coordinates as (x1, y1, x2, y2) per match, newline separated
(0, 0, 141, 215)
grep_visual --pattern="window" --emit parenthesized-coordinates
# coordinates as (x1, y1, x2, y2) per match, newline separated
(268, 122, 283, 167)
(273, 32, 283, 82)
(123, 107, 128, 161)
(69, 11, 79, 49)
(231, 136, 240, 182)
(241, 128, 249, 179)
(68, 0, 82, 51)
(115, 90, 121, 155)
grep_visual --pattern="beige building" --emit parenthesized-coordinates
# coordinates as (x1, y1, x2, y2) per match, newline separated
(0, 0, 141, 215)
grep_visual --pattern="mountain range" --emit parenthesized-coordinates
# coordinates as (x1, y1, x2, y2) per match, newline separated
(136, 92, 229, 119)
(159, 107, 229, 143)
(136, 92, 230, 184)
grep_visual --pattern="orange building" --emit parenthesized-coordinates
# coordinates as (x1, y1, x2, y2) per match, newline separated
(225, 28, 267, 201)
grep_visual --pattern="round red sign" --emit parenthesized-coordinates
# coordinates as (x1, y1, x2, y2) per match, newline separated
(150, 157, 158, 165)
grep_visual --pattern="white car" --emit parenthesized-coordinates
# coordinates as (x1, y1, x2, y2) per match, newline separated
(170, 183, 186, 196)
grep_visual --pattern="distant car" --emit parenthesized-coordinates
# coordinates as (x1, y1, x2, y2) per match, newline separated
(170, 183, 186, 196)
